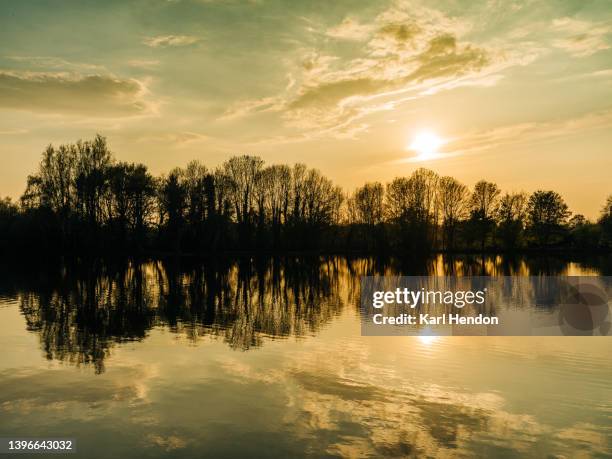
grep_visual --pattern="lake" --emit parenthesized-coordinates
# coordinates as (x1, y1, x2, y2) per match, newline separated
(0, 255, 611, 458)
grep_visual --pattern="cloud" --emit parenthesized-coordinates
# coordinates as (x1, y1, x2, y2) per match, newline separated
(367, 21, 423, 57)
(220, 95, 284, 120)
(136, 131, 209, 145)
(128, 59, 161, 69)
(0, 128, 28, 135)
(590, 69, 612, 78)
(326, 17, 373, 41)
(5, 56, 105, 72)
(412, 34, 489, 81)
(446, 109, 612, 157)
(0, 71, 153, 117)
(223, 2, 529, 138)
(279, 32, 492, 133)
(143, 35, 200, 48)
(551, 17, 610, 57)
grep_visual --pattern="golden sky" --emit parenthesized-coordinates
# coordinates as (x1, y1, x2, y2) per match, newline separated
(1, 0, 611, 218)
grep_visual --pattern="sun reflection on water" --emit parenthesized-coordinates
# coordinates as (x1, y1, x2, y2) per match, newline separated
(418, 335, 438, 346)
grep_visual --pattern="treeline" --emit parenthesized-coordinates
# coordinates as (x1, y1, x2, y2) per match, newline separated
(0, 135, 611, 255)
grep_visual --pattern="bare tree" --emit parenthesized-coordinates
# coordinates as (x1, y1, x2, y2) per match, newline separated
(290, 163, 307, 225)
(384, 177, 410, 222)
(258, 165, 291, 247)
(349, 182, 384, 226)
(75, 135, 114, 228)
(223, 155, 264, 248)
(38, 143, 77, 216)
(497, 192, 528, 250)
(107, 162, 156, 249)
(384, 169, 439, 253)
(184, 161, 208, 226)
(302, 169, 343, 227)
(438, 176, 468, 251)
(346, 182, 385, 251)
(469, 180, 500, 251)
(23, 143, 78, 244)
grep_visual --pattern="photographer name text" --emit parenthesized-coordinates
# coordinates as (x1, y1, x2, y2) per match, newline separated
(372, 313, 498, 325)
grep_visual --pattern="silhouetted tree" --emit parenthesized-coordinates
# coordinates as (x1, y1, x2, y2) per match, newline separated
(182, 161, 209, 252)
(128, 164, 156, 249)
(0, 197, 18, 250)
(385, 169, 439, 254)
(107, 162, 132, 246)
(526, 190, 570, 247)
(158, 169, 187, 253)
(469, 180, 500, 252)
(568, 214, 600, 250)
(105, 162, 156, 250)
(207, 168, 233, 250)
(223, 155, 264, 248)
(497, 192, 527, 251)
(257, 164, 291, 248)
(438, 176, 468, 251)
(348, 182, 385, 250)
(349, 182, 384, 226)
(21, 143, 77, 247)
(75, 135, 113, 232)
(598, 195, 612, 249)
(291, 168, 343, 249)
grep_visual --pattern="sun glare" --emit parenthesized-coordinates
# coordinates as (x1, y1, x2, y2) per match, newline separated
(408, 131, 444, 161)
(418, 335, 438, 345)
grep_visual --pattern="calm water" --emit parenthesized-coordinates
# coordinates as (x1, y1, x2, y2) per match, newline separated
(0, 255, 611, 458)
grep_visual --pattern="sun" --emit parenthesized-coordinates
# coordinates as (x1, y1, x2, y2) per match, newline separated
(407, 131, 444, 161)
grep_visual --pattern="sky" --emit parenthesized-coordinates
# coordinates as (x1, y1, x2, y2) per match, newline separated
(1, 0, 611, 218)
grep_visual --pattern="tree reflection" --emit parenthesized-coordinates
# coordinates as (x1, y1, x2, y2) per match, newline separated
(0, 254, 607, 373)
(11, 256, 346, 372)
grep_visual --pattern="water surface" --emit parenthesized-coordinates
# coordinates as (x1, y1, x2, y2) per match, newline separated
(0, 255, 611, 458)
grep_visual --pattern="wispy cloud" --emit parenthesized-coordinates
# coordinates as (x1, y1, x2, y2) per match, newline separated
(220, 96, 283, 121)
(5, 55, 105, 72)
(127, 59, 161, 69)
(143, 35, 200, 48)
(447, 109, 612, 157)
(223, 2, 536, 139)
(135, 131, 208, 146)
(0, 128, 28, 135)
(325, 17, 373, 41)
(551, 17, 611, 57)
